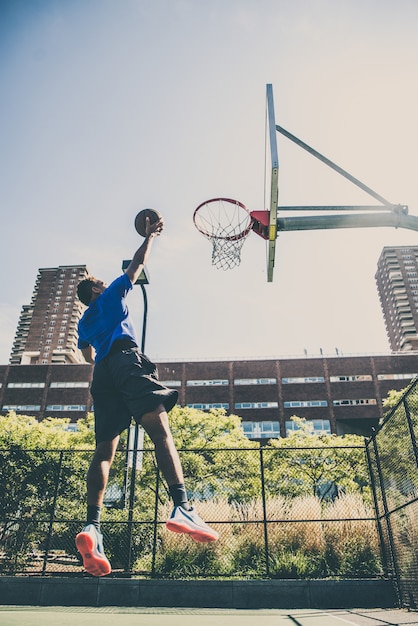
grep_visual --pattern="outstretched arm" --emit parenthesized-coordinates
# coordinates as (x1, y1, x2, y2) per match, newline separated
(125, 217, 164, 284)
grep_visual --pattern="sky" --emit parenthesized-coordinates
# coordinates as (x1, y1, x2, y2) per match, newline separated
(1, 0, 418, 364)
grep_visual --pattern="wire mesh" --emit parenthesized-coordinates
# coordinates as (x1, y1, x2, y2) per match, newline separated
(2, 390, 417, 603)
(367, 378, 418, 609)
(0, 444, 380, 579)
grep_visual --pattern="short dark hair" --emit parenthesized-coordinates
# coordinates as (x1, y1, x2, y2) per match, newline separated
(77, 277, 97, 306)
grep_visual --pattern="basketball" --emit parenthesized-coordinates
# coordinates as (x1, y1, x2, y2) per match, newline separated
(134, 208, 162, 237)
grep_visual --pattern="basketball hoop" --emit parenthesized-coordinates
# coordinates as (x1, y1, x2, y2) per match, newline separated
(193, 198, 253, 270)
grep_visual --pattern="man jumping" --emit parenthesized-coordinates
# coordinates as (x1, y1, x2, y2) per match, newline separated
(75, 216, 218, 576)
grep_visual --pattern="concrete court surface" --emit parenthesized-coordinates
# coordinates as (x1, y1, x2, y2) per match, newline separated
(0, 607, 418, 626)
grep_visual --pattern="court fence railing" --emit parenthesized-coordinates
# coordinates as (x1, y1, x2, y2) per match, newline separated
(0, 381, 417, 610)
(366, 376, 418, 610)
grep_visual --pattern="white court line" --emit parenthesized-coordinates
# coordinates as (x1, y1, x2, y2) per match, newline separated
(321, 610, 393, 626)
(287, 610, 364, 626)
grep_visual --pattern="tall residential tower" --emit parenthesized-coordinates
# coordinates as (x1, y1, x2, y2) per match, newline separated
(10, 265, 89, 365)
(375, 246, 418, 352)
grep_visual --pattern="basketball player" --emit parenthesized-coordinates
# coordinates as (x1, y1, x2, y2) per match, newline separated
(75, 216, 218, 576)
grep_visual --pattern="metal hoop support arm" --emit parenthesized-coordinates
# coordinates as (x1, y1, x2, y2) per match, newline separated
(276, 125, 394, 208)
(271, 125, 417, 235)
(276, 210, 418, 233)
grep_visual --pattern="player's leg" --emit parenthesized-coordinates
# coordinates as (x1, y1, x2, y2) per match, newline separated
(75, 437, 119, 576)
(87, 437, 120, 508)
(140, 405, 184, 485)
(112, 349, 218, 541)
(141, 405, 219, 543)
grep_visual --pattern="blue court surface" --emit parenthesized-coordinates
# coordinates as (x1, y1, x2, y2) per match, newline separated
(0, 607, 417, 626)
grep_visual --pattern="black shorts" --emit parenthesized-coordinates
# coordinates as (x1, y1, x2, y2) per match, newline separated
(90, 348, 178, 444)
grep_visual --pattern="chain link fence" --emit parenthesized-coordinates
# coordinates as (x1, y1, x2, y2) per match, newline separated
(0, 440, 381, 580)
(366, 377, 418, 610)
(2, 387, 418, 608)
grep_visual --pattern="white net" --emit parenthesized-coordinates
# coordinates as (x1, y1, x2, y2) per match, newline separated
(193, 198, 253, 270)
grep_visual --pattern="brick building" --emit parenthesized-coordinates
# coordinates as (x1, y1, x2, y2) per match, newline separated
(1, 353, 416, 438)
(10, 265, 88, 365)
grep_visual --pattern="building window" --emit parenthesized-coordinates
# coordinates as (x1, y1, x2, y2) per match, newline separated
(286, 419, 331, 436)
(234, 378, 277, 385)
(284, 400, 328, 408)
(333, 399, 377, 406)
(186, 380, 228, 386)
(242, 421, 280, 439)
(329, 375, 372, 382)
(235, 402, 279, 409)
(159, 380, 182, 387)
(64, 423, 78, 432)
(377, 373, 417, 381)
(2, 405, 41, 412)
(7, 382, 45, 388)
(282, 377, 325, 384)
(186, 403, 229, 410)
(46, 405, 86, 411)
(50, 381, 89, 388)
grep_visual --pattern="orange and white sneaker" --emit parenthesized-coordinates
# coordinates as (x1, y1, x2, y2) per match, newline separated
(75, 524, 111, 576)
(166, 506, 219, 543)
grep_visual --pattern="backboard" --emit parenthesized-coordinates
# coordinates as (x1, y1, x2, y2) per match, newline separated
(265, 84, 279, 282)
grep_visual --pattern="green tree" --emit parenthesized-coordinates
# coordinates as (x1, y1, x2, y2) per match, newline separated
(140, 406, 260, 504)
(0, 411, 95, 573)
(263, 417, 368, 500)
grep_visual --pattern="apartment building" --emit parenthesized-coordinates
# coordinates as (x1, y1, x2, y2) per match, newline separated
(375, 246, 418, 352)
(10, 265, 89, 365)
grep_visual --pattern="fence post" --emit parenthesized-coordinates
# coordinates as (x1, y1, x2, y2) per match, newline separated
(371, 434, 402, 606)
(41, 450, 64, 576)
(364, 437, 388, 575)
(150, 464, 160, 577)
(259, 446, 270, 577)
(125, 426, 140, 573)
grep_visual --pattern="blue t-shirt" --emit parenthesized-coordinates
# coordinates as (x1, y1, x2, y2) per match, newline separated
(78, 273, 139, 362)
